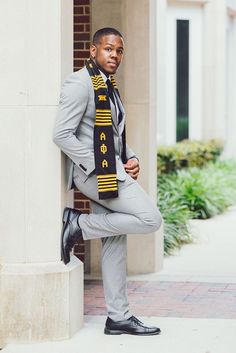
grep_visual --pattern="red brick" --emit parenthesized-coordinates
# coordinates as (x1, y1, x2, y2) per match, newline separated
(74, 25, 85, 32)
(85, 6, 90, 14)
(78, 243, 85, 248)
(73, 23, 84, 32)
(74, 0, 89, 5)
(74, 50, 90, 59)
(74, 239, 84, 247)
(76, 254, 85, 262)
(74, 246, 83, 253)
(74, 62, 85, 69)
(74, 201, 86, 209)
(74, 196, 84, 202)
(74, 246, 85, 254)
(74, 244, 84, 255)
(74, 6, 84, 14)
(74, 242, 84, 248)
(76, 191, 90, 200)
(74, 42, 85, 50)
(73, 0, 91, 266)
(84, 280, 236, 319)
(85, 24, 90, 32)
(74, 15, 90, 25)
(74, 32, 90, 41)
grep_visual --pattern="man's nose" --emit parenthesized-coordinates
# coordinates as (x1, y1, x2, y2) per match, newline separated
(111, 50, 118, 58)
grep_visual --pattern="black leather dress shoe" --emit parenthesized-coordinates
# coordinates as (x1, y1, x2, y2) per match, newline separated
(104, 316, 161, 336)
(61, 207, 82, 265)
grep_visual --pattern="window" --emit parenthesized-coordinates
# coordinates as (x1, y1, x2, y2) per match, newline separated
(176, 19, 189, 141)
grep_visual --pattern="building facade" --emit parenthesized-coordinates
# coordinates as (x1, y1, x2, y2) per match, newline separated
(157, 0, 236, 159)
(1, 0, 236, 347)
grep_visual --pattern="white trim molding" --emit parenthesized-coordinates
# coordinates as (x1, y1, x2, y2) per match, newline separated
(168, 0, 208, 7)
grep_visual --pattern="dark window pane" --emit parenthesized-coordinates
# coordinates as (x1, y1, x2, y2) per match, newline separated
(176, 19, 189, 141)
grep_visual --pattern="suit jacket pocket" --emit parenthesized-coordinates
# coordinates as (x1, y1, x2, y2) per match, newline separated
(73, 164, 94, 183)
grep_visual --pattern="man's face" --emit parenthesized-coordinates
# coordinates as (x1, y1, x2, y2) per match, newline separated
(90, 34, 124, 75)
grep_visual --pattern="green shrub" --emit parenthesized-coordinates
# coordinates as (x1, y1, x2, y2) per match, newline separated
(158, 159, 236, 254)
(157, 139, 224, 175)
(157, 174, 196, 255)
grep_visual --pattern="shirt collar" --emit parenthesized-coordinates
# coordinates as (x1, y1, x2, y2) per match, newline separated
(99, 70, 110, 82)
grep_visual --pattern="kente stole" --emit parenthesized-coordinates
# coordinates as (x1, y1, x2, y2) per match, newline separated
(86, 58, 127, 200)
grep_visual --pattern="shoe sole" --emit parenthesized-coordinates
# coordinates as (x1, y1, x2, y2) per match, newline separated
(61, 208, 71, 264)
(104, 328, 161, 336)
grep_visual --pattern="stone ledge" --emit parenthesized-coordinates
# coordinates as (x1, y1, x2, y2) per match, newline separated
(0, 256, 83, 349)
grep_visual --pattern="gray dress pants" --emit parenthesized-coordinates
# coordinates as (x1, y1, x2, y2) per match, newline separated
(73, 172, 162, 322)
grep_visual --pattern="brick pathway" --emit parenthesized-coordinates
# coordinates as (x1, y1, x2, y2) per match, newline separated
(84, 280, 236, 319)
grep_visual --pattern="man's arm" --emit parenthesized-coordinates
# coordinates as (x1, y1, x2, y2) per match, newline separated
(53, 73, 95, 175)
(125, 143, 139, 162)
(124, 143, 140, 180)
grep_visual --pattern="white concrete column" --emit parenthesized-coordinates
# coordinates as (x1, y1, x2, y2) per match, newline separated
(202, 0, 227, 140)
(156, 0, 168, 145)
(224, 8, 236, 158)
(122, 0, 163, 274)
(0, 0, 83, 347)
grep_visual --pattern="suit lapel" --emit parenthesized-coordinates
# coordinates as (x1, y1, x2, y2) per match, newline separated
(110, 97, 119, 133)
(114, 91, 125, 116)
(114, 91, 125, 134)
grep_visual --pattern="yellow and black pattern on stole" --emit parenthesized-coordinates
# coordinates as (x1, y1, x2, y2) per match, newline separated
(91, 75, 107, 90)
(95, 109, 112, 126)
(110, 75, 122, 101)
(86, 58, 119, 199)
(110, 75, 118, 89)
(97, 174, 118, 193)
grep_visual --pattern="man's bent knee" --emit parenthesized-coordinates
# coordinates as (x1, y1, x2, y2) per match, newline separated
(141, 208, 163, 233)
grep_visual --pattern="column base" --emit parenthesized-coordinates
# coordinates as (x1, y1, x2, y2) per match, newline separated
(127, 225, 164, 275)
(0, 256, 83, 348)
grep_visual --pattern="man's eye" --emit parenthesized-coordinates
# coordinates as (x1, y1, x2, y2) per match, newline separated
(105, 48, 112, 52)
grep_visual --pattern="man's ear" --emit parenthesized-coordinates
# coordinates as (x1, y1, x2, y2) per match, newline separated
(90, 45, 96, 59)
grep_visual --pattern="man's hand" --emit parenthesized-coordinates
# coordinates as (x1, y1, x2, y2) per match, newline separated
(123, 159, 140, 180)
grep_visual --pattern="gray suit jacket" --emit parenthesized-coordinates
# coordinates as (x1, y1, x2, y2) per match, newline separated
(53, 66, 138, 190)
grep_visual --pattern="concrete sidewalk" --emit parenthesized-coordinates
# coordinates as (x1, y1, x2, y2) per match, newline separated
(3, 315, 236, 353)
(128, 205, 236, 283)
(2, 206, 236, 353)
(142, 205, 236, 283)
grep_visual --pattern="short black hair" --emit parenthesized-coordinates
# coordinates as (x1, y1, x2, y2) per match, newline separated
(92, 27, 123, 45)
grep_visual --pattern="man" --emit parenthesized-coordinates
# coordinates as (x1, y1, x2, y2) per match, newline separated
(53, 27, 162, 336)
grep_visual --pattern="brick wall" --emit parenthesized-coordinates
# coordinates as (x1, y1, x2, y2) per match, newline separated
(74, 0, 91, 71)
(73, 0, 91, 266)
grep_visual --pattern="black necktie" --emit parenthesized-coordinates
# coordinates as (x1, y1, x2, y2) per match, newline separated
(106, 79, 115, 106)
(106, 79, 122, 124)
